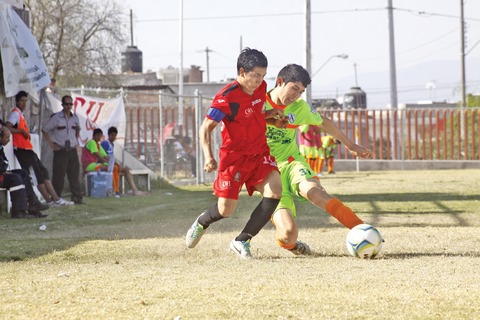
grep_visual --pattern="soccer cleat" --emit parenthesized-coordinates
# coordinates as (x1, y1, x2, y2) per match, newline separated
(11, 210, 37, 219)
(185, 213, 206, 248)
(229, 239, 252, 259)
(30, 201, 50, 212)
(54, 198, 75, 206)
(289, 240, 312, 255)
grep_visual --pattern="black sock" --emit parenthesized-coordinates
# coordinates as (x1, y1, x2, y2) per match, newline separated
(235, 197, 280, 242)
(198, 203, 224, 229)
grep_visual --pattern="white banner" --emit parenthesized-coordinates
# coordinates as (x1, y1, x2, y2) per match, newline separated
(0, 1, 23, 9)
(46, 92, 126, 147)
(0, 4, 50, 97)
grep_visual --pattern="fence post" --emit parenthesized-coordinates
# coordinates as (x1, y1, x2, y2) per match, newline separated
(159, 91, 164, 178)
(194, 89, 202, 185)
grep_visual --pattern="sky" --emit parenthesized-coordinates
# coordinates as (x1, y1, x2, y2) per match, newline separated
(119, 0, 480, 107)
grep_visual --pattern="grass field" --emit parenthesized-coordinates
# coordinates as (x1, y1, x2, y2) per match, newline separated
(0, 170, 479, 319)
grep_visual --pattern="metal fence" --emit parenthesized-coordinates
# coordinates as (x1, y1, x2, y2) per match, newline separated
(9, 88, 477, 184)
(125, 91, 479, 181)
(319, 107, 480, 161)
(123, 90, 220, 184)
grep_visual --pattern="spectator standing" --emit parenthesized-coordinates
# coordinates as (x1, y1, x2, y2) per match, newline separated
(6, 91, 73, 207)
(100, 126, 142, 197)
(42, 95, 84, 204)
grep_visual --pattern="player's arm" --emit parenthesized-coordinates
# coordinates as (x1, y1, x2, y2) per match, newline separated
(319, 117, 372, 159)
(200, 109, 222, 172)
(301, 131, 313, 143)
(6, 121, 29, 139)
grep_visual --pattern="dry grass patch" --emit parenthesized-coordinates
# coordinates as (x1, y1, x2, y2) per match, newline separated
(0, 170, 479, 319)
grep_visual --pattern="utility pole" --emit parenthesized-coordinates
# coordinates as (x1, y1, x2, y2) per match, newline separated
(178, 0, 184, 132)
(387, 0, 399, 160)
(460, 0, 466, 109)
(387, 0, 398, 110)
(204, 47, 211, 83)
(304, 0, 312, 105)
(460, 0, 466, 140)
(353, 62, 358, 87)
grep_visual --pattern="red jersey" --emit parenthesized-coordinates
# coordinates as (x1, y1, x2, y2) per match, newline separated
(207, 80, 269, 170)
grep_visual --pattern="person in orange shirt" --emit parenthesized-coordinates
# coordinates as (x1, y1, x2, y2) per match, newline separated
(6, 91, 73, 207)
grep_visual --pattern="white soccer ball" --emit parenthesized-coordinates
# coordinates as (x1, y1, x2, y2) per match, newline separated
(346, 224, 383, 259)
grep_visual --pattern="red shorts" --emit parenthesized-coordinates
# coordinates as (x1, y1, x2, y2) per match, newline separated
(213, 153, 279, 200)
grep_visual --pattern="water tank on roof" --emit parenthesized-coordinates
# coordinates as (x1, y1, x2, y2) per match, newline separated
(343, 86, 367, 109)
(121, 46, 143, 73)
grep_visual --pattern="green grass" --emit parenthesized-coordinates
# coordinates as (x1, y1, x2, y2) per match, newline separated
(0, 170, 479, 319)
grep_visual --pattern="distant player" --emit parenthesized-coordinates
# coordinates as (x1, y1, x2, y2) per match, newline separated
(185, 48, 284, 259)
(246, 64, 372, 255)
(319, 135, 339, 175)
(298, 124, 321, 174)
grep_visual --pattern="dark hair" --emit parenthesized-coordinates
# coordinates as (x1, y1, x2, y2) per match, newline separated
(15, 91, 28, 102)
(237, 47, 268, 74)
(93, 128, 103, 137)
(276, 64, 311, 88)
(108, 126, 118, 135)
(61, 95, 73, 104)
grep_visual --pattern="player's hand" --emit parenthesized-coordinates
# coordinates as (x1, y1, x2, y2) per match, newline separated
(204, 158, 217, 172)
(21, 129, 29, 139)
(273, 118, 288, 129)
(265, 108, 284, 120)
(348, 144, 372, 159)
(51, 142, 61, 151)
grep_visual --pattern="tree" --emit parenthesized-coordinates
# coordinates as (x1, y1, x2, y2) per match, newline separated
(25, 0, 127, 86)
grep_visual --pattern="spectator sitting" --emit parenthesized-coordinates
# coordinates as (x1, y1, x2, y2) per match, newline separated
(174, 135, 188, 162)
(181, 136, 197, 178)
(6, 91, 73, 207)
(81, 128, 109, 172)
(100, 126, 143, 197)
(0, 125, 48, 218)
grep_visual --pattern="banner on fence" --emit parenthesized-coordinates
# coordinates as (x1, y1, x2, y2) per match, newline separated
(0, 1, 23, 8)
(46, 92, 126, 147)
(0, 4, 51, 97)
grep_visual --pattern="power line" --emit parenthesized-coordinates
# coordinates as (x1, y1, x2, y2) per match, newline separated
(394, 7, 480, 22)
(133, 7, 480, 23)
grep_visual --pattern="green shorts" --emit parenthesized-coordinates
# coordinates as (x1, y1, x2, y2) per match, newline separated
(277, 158, 317, 218)
(85, 162, 105, 172)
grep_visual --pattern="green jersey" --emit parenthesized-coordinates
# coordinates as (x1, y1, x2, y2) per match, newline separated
(265, 94, 323, 167)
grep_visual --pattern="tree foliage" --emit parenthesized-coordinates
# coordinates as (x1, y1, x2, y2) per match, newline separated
(25, 0, 127, 86)
(467, 94, 480, 108)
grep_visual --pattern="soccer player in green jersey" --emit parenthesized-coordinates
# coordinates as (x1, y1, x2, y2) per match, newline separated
(259, 63, 372, 255)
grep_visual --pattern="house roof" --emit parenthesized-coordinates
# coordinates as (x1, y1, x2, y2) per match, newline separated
(88, 72, 174, 93)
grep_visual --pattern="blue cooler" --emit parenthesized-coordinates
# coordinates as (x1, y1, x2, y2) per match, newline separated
(86, 172, 114, 198)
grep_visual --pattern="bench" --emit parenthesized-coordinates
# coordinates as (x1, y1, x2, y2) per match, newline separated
(0, 188, 11, 217)
(121, 169, 151, 193)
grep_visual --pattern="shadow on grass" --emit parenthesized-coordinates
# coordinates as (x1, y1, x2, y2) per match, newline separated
(382, 252, 480, 259)
(337, 193, 479, 203)
(0, 187, 478, 262)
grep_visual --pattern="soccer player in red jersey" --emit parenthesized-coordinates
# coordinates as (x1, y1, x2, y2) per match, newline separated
(185, 48, 284, 259)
